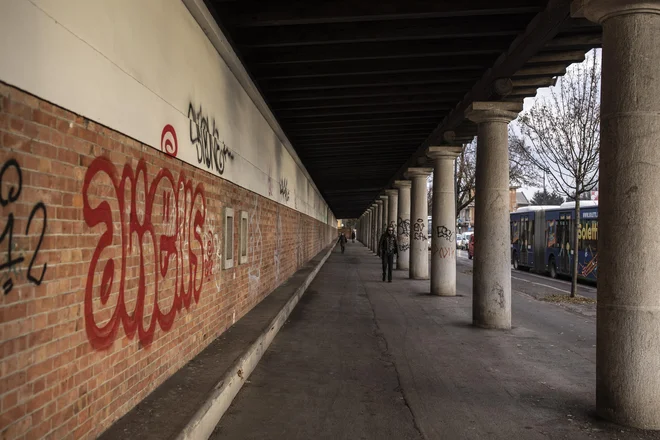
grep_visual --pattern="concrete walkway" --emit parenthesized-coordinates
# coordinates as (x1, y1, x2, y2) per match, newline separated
(213, 242, 660, 440)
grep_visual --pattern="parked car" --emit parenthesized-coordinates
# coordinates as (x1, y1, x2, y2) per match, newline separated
(455, 233, 464, 249)
(468, 234, 475, 260)
(461, 232, 474, 250)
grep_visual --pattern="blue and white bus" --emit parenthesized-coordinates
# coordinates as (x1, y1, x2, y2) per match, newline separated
(510, 201, 598, 282)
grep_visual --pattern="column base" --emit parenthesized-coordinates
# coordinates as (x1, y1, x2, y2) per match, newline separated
(473, 320, 511, 330)
(432, 291, 456, 297)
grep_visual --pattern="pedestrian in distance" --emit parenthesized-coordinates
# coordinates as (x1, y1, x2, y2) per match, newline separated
(338, 233, 347, 254)
(351, 230, 356, 243)
(378, 226, 398, 282)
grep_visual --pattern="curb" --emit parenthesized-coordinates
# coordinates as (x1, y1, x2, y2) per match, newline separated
(175, 242, 337, 440)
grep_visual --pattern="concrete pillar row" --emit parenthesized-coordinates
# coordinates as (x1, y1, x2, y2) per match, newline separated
(394, 180, 412, 270)
(427, 146, 463, 296)
(467, 102, 520, 329)
(385, 189, 398, 231)
(405, 167, 433, 280)
(575, 0, 660, 429)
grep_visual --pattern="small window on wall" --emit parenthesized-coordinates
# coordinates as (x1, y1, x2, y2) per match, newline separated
(224, 207, 234, 269)
(239, 211, 248, 265)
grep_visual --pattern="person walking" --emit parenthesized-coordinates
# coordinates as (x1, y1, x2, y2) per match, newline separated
(351, 230, 356, 243)
(378, 226, 398, 282)
(338, 233, 347, 254)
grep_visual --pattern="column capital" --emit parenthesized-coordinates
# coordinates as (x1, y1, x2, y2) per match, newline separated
(571, 0, 660, 23)
(379, 195, 389, 201)
(385, 189, 398, 197)
(465, 101, 521, 124)
(426, 145, 463, 160)
(376, 199, 383, 205)
(404, 167, 433, 179)
(393, 180, 412, 188)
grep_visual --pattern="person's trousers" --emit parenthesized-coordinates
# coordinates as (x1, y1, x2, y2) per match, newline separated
(381, 254, 394, 281)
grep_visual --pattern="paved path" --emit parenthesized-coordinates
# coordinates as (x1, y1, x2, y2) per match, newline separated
(213, 242, 660, 440)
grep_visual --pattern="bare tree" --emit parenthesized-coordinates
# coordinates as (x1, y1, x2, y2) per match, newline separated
(518, 53, 600, 297)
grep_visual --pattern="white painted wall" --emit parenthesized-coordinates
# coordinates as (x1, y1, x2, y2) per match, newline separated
(0, 0, 335, 225)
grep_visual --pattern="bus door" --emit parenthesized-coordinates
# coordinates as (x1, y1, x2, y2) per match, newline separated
(558, 212, 572, 274)
(520, 215, 530, 266)
(520, 215, 534, 267)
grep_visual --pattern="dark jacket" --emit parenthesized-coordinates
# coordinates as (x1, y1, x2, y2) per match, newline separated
(378, 232, 398, 257)
(338, 234, 347, 244)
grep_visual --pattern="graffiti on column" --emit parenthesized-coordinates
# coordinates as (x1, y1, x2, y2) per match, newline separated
(82, 148, 207, 350)
(413, 219, 426, 240)
(433, 245, 456, 259)
(397, 217, 410, 251)
(436, 225, 453, 241)
(0, 159, 48, 295)
(188, 103, 234, 175)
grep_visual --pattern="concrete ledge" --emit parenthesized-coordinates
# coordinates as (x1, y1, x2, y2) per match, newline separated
(99, 243, 336, 440)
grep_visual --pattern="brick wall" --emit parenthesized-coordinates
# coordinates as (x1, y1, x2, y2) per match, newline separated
(0, 82, 335, 439)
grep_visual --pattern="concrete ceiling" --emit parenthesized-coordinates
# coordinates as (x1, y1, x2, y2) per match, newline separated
(204, 0, 601, 219)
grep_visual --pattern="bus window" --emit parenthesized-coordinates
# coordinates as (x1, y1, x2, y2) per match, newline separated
(511, 220, 519, 244)
(547, 220, 557, 248)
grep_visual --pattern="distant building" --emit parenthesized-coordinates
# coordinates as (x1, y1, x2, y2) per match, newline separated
(509, 187, 530, 212)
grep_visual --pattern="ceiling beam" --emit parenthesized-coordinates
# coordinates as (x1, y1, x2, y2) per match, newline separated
(244, 37, 513, 65)
(217, 0, 543, 27)
(253, 54, 497, 80)
(268, 83, 470, 103)
(261, 70, 483, 91)
(277, 95, 461, 111)
(277, 104, 451, 119)
(285, 121, 437, 134)
(544, 32, 601, 49)
(279, 112, 446, 124)
(232, 15, 533, 48)
(292, 130, 431, 141)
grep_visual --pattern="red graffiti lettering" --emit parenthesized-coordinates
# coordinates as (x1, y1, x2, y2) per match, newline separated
(433, 245, 455, 259)
(161, 124, 178, 157)
(82, 156, 206, 350)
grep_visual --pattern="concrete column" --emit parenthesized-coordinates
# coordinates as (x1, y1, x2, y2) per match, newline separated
(427, 146, 463, 296)
(394, 180, 411, 270)
(371, 204, 378, 253)
(467, 102, 520, 329)
(575, 0, 660, 429)
(366, 211, 371, 248)
(380, 194, 389, 235)
(405, 168, 432, 279)
(376, 200, 384, 255)
(385, 189, 398, 231)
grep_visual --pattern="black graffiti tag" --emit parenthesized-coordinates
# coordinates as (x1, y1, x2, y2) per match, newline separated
(188, 103, 234, 175)
(279, 179, 290, 201)
(413, 219, 426, 241)
(0, 159, 47, 294)
(397, 218, 410, 237)
(437, 225, 452, 242)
